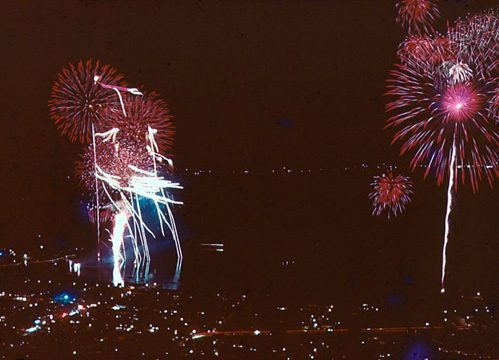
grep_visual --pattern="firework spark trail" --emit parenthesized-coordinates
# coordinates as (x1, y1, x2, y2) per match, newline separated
(135, 193, 151, 264)
(89, 75, 144, 251)
(441, 139, 457, 293)
(97, 171, 156, 238)
(166, 200, 183, 282)
(92, 125, 101, 261)
(95, 159, 183, 279)
(89, 77, 148, 266)
(95, 128, 120, 143)
(145, 124, 180, 268)
(131, 125, 183, 274)
(94, 75, 143, 117)
(99, 181, 149, 273)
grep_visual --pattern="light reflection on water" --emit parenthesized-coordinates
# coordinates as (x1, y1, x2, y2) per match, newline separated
(68, 247, 182, 290)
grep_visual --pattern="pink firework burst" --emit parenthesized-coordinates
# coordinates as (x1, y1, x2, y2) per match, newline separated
(385, 64, 498, 192)
(389, 7, 498, 292)
(387, 9, 498, 192)
(396, 0, 440, 34)
(370, 172, 414, 219)
(440, 83, 481, 122)
(106, 92, 175, 153)
(75, 137, 154, 200)
(49, 59, 127, 143)
(447, 9, 498, 79)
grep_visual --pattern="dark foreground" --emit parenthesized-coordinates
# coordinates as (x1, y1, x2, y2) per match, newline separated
(0, 262, 497, 360)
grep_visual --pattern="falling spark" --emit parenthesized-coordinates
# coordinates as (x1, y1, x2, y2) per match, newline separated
(92, 125, 101, 261)
(441, 140, 456, 293)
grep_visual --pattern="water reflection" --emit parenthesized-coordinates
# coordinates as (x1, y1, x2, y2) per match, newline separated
(112, 258, 124, 287)
(69, 247, 182, 290)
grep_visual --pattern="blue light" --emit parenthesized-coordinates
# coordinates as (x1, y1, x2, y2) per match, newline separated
(404, 338, 435, 360)
(53, 292, 76, 304)
(26, 326, 40, 334)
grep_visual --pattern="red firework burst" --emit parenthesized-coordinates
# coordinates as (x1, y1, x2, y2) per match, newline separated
(387, 10, 498, 191)
(397, 34, 455, 74)
(370, 172, 413, 218)
(385, 62, 498, 192)
(106, 92, 175, 153)
(396, 0, 440, 34)
(49, 59, 127, 143)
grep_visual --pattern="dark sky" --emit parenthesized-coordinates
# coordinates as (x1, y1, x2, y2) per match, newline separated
(0, 0, 496, 249)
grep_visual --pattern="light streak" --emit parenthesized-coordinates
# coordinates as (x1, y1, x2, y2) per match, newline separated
(191, 324, 474, 341)
(24, 326, 40, 334)
(95, 128, 120, 143)
(441, 139, 456, 294)
(92, 124, 101, 261)
(92, 133, 183, 285)
(94, 75, 143, 117)
(112, 211, 129, 287)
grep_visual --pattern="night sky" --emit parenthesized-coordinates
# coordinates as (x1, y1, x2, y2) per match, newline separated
(0, 0, 497, 258)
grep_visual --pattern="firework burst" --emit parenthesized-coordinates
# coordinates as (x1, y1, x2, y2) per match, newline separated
(370, 172, 413, 219)
(396, 0, 440, 34)
(76, 127, 182, 283)
(106, 92, 175, 153)
(49, 59, 127, 143)
(447, 9, 498, 79)
(386, 9, 498, 292)
(75, 136, 155, 201)
(397, 34, 455, 75)
(385, 63, 497, 192)
(51, 58, 183, 284)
